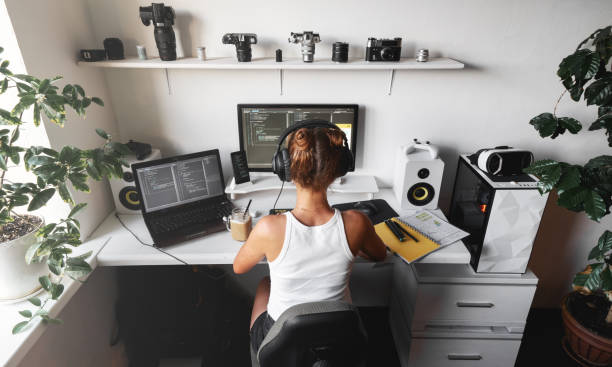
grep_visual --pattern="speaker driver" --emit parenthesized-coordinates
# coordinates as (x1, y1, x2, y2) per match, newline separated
(407, 182, 435, 206)
(119, 186, 140, 210)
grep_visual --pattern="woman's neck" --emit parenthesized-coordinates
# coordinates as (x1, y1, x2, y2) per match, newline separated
(292, 186, 334, 225)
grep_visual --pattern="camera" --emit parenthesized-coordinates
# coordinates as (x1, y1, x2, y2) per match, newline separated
(139, 3, 176, 61)
(288, 31, 321, 63)
(365, 38, 402, 62)
(222, 33, 257, 62)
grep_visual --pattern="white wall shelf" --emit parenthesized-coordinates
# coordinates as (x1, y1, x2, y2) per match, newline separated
(78, 57, 464, 95)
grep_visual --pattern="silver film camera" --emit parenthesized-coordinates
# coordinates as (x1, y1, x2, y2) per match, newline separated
(288, 31, 321, 62)
(222, 33, 257, 62)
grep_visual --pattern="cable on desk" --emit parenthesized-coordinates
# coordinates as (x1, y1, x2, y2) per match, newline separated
(114, 213, 190, 266)
(273, 181, 285, 211)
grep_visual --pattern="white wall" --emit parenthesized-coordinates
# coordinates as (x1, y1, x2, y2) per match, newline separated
(5, 0, 121, 238)
(82, 0, 612, 307)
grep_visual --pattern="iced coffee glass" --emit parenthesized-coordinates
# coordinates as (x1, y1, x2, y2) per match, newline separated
(226, 208, 252, 242)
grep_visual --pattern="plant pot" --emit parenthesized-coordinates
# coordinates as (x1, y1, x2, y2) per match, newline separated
(0, 218, 47, 301)
(562, 293, 612, 366)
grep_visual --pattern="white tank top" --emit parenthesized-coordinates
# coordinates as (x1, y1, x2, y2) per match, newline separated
(267, 209, 356, 320)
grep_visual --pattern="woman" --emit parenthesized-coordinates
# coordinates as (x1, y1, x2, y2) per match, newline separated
(233, 125, 387, 352)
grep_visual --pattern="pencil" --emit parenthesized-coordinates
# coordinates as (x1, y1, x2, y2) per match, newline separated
(392, 219, 419, 242)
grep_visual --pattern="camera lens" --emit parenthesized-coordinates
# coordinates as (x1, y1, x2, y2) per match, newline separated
(235, 42, 253, 62)
(381, 47, 393, 60)
(332, 42, 349, 63)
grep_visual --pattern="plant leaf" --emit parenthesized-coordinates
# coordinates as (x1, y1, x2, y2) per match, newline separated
(556, 165, 582, 193)
(39, 275, 51, 291)
(91, 97, 104, 106)
(50, 283, 64, 300)
(95, 128, 109, 140)
(19, 310, 32, 318)
(68, 203, 87, 218)
(588, 231, 612, 260)
(12, 321, 29, 334)
(65, 257, 92, 279)
(27, 188, 55, 211)
(584, 190, 606, 221)
(585, 263, 605, 291)
(27, 297, 41, 306)
(585, 75, 612, 106)
(557, 117, 582, 134)
(529, 113, 558, 138)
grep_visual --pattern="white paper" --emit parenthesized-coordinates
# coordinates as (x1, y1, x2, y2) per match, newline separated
(398, 210, 469, 246)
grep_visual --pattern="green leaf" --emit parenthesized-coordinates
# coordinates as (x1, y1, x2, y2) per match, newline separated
(32, 103, 40, 126)
(68, 203, 87, 218)
(27, 297, 41, 306)
(529, 113, 558, 138)
(39, 275, 51, 291)
(95, 128, 109, 140)
(0, 108, 20, 124)
(50, 283, 64, 300)
(9, 127, 19, 143)
(28, 188, 55, 211)
(585, 76, 612, 106)
(91, 97, 104, 106)
(19, 310, 32, 318)
(585, 155, 612, 170)
(57, 182, 73, 205)
(25, 241, 44, 264)
(74, 250, 93, 261)
(65, 257, 92, 279)
(1, 60, 8, 68)
(41, 316, 62, 325)
(588, 231, 612, 260)
(47, 256, 62, 276)
(601, 267, 612, 291)
(557, 186, 589, 211)
(584, 190, 607, 221)
(68, 173, 89, 192)
(12, 321, 29, 334)
(585, 263, 605, 291)
(74, 84, 85, 97)
(38, 79, 50, 93)
(557, 117, 582, 134)
(1, 78, 7, 94)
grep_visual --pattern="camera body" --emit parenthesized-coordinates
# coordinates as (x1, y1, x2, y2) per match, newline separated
(365, 38, 402, 62)
(288, 31, 321, 62)
(140, 3, 176, 61)
(222, 33, 257, 62)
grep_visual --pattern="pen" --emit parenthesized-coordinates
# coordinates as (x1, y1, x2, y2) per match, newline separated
(385, 220, 405, 242)
(392, 219, 419, 242)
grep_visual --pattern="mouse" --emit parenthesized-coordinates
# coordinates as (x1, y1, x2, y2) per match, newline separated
(353, 201, 378, 217)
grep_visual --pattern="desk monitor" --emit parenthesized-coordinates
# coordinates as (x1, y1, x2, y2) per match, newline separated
(237, 104, 358, 172)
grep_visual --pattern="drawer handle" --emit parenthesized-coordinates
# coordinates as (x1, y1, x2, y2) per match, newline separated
(448, 354, 482, 361)
(456, 301, 494, 308)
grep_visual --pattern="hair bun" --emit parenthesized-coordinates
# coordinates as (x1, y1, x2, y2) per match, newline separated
(293, 128, 314, 151)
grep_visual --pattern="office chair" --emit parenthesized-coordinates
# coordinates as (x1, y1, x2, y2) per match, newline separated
(250, 301, 368, 367)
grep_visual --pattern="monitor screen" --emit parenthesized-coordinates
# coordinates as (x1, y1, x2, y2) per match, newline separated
(135, 153, 225, 213)
(237, 104, 358, 171)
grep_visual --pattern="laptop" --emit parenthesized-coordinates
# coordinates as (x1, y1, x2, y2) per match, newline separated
(132, 149, 233, 247)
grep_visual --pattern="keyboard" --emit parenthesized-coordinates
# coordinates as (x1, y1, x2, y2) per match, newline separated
(150, 201, 233, 235)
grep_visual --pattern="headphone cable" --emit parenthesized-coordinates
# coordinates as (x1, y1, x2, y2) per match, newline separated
(273, 181, 285, 211)
(114, 213, 190, 266)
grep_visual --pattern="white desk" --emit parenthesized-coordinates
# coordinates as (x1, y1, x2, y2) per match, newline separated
(94, 188, 470, 266)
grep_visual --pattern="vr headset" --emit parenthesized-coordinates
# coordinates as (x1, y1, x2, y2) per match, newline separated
(468, 146, 533, 176)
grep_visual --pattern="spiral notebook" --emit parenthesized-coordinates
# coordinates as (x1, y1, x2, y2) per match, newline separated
(374, 211, 468, 263)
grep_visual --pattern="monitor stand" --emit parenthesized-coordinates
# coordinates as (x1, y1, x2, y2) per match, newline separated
(225, 173, 378, 200)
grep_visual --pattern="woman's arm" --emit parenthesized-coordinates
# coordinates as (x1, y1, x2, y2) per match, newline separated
(233, 215, 285, 274)
(343, 211, 387, 262)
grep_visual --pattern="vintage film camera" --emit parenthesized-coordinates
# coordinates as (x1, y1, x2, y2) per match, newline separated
(139, 3, 176, 61)
(222, 33, 258, 62)
(365, 38, 402, 62)
(288, 31, 321, 63)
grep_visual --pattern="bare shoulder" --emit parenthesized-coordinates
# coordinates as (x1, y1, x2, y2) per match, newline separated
(341, 210, 371, 229)
(251, 214, 286, 241)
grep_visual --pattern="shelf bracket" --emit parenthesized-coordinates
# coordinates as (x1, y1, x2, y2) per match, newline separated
(387, 69, 396, 96)
(279, 69, 284, 96)
(164, 68, 172, 95)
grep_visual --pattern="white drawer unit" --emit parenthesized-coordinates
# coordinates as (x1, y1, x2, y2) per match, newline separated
(389, 257, 538, 367)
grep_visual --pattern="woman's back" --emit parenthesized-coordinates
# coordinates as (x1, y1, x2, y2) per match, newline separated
(267, 209, 354, 320)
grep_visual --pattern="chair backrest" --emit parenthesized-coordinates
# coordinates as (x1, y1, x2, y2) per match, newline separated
(255, 301, 368, 367)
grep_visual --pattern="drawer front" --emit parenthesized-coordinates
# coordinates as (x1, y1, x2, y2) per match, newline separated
(389, 292, 412, 367)
(413, 283, 535, 327)
(408, 338, 521, 367)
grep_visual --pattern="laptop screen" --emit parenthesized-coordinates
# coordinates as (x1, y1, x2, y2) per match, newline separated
(135, 153, 225, 213)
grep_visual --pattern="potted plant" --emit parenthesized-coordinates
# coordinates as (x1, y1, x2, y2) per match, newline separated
(524, 26, 612, 365)
(0, 46, 130, 334)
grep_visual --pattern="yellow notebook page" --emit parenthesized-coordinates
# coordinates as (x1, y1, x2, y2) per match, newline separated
(374, 218, 440, 263)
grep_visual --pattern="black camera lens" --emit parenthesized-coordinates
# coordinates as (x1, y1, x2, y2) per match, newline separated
(332, 42, 349, 63)
(154, 27, 177, 61)
(235, 42, 253, 62)
(418, 168, 430, 179)
(381, 47, 394, 60)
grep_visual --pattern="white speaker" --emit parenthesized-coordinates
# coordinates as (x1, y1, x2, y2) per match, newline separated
(110, 149, 161, 214)
(393, 143, 444, 210)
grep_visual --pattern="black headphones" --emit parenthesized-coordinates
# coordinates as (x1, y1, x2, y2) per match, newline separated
(271, 119, 354, 182)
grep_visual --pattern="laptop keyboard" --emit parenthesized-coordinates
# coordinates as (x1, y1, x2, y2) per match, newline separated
(149, 201, 233, 235)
